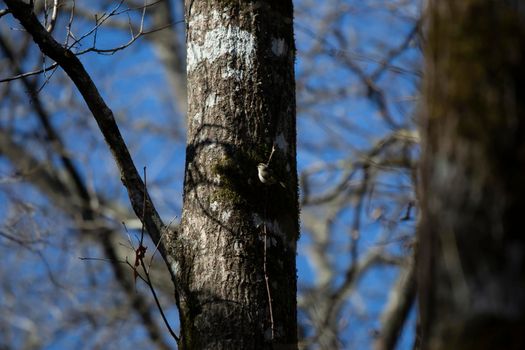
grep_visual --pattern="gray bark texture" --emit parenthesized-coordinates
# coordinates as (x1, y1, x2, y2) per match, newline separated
(419, 1, 525, 349)
(169, 1, 298, 349)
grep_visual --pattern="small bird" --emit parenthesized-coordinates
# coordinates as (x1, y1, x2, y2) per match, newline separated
(257, 163, 286, 188)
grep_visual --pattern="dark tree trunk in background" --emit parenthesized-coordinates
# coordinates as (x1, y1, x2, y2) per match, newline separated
(419, 1, 525, 349)
(169, 1, 298, 349)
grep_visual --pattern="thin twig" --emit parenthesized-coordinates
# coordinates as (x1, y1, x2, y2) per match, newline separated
(73, 24, 173, 56)
(0, 2, 180, 83)
(64, 0, 75, 46)
(66, 0, 126, 50)
(139, 258, 179, 341)
(0, 62, 58, 83)
(263, 224, 275, 340)
(37, 62, 59, 92)
(133, 166, 179, 341)
(265, 144, 276, 166)
(79, 256, 127, 264)
(148, 229, 166, 273)
(45, 0, 58, 33)
(65, 0, 162, 54)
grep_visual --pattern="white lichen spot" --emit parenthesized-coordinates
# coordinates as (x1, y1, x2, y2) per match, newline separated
(275, 133, 288, 152)
(192, 112, 203, 128)
(233, 241, 243, 254)
(213, 174, 222, 185)
(221, 210, 232, 222)
(222, 66, 244, 80)
(210, 201, 219, 212)
(170, 261, 180, 274)
(271, 38, 287, 56)
(187, 11, 256, 73)
(199, 228, 208, 249)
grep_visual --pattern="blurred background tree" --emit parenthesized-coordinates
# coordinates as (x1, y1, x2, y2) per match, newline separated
(419, 1, 525, 349)
(0, 0, 421, 349)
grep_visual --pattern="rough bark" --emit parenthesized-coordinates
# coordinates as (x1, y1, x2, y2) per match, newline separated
(419, 1, 525, 349)
(171, 1, 298, 349)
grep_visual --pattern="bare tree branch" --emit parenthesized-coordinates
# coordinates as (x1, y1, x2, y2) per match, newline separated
(44, 0, 58, 33)
(4, 0, 174, 271)
(64, 0, 188, 113)
(0, 62, 59, 83)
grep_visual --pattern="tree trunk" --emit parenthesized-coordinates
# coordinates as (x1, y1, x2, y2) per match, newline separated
(170, 1, 298, 349)
(419, 1, 525, 349)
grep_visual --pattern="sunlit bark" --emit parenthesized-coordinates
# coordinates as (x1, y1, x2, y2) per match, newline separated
(172, 1, 299, 348)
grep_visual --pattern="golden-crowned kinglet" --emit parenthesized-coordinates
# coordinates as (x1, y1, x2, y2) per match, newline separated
(257, 163, 286, 188)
